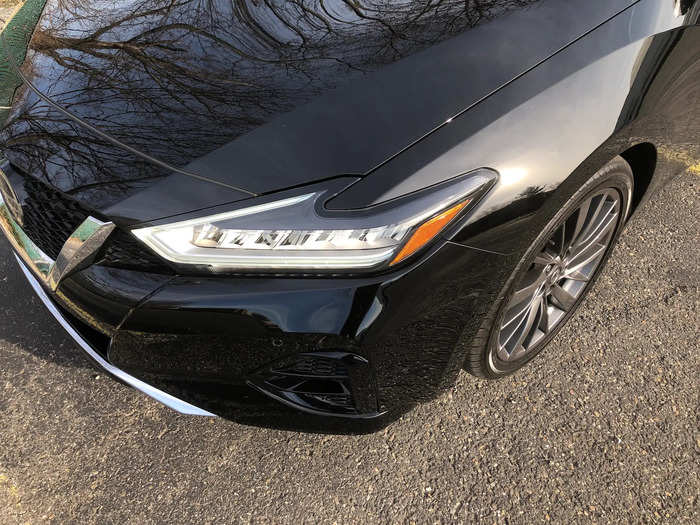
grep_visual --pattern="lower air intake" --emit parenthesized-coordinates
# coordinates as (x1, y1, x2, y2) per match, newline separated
(248, 352, 381, 418)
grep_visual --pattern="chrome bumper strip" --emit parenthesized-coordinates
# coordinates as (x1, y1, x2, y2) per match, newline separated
(14, 255, 215, 417)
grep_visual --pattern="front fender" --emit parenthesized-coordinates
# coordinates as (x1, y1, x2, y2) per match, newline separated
(329, 0, 700, 256)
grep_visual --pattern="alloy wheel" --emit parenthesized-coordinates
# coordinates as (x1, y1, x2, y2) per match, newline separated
(495, 188, 622, 364)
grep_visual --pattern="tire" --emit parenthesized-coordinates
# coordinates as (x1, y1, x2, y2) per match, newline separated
(464, 156, 634, 378)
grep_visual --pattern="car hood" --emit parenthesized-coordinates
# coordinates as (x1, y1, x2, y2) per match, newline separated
(0, 0, 636, 222)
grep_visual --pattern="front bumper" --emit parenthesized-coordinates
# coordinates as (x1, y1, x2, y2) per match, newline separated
(14, 255, 214, 416)
(2, 181, 513, 428)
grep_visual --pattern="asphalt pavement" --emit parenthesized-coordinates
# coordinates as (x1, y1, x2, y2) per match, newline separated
(0, 170, 698, 523)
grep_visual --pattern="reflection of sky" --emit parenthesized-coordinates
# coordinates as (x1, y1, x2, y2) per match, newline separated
(4, 0, 543, 200)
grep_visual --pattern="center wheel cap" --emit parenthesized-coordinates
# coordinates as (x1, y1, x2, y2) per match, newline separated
(546, 264, 564, 286)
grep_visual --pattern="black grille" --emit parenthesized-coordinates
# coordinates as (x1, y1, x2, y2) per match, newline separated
(272, 355, 349, 377)
(97, 229, 174, 274)
(250, 352, 380, 416)
(310, 393, 354, 408)
(9, 170, 172, 274)
(20, 178, 90, 259)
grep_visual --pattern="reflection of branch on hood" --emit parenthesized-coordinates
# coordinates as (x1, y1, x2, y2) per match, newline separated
(2, 95, 170, 200)
(3, 0, 539, 194)
(29, 0, 539, 104)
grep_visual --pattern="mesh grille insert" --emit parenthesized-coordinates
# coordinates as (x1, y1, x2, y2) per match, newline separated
(7, 166, 172, 274)
(20, 178, 90, 260)
(97, 229, 174, 274)
(250, 352, 379, 416)
(271, 355, 349, 377)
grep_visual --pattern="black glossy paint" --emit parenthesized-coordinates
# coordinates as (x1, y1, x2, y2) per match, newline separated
(332, 1, 700, 247)
(2, 0, 637, 220)
(0, 0, 698, 430)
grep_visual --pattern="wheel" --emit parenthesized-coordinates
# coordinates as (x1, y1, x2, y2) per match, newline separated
(464, 156, 634, 378)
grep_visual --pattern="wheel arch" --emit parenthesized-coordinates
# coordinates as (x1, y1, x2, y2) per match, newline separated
(619, 142, 658, 213)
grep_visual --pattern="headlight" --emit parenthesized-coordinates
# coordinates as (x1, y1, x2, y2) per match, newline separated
(132, 170, 497, 272)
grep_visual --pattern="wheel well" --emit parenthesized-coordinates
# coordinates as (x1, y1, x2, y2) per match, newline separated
(619, 142, 657, 211)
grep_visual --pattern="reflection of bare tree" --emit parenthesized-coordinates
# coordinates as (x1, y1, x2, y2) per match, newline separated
(31, 1, 537, 66)
(3, 0, 538, 195)
(3, 93, 171, 206)
(29, 0, 537, 125)
(518, 185, 546, 199)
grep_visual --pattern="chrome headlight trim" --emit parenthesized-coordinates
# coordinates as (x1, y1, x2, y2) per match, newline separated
(132, 190, 412, 271)
(131, 169, 499, 273)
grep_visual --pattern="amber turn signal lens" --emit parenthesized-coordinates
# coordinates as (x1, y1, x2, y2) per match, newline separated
(390, 200, 469, 265)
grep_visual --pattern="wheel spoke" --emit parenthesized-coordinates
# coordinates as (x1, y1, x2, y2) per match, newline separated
(570, 197, 592, 243)
(578, 195, 608, 242)
(575, 201, 616, 250)
(500, 307, 529, 350)
(510, 295, 542, 351)
(563, 268, 590, 282)
(534, 251, 557, 267)
(566, 242, 606, 275)
(508, 272, 547, 308)
(571, 210, 617, 261)
(509, 344, 528, 361)
(537, 295, 550, 333)
(557, 223, 568, 257)
(549, 284, 577, 310)
(561, 206, 587, 256)
(502, 296, 534, 330)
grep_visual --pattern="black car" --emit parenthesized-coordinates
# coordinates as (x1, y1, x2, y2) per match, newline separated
(0, 0, 698, 430)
